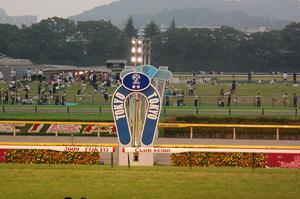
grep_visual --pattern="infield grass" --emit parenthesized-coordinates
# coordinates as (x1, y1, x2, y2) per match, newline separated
(0, 164, 299, 199)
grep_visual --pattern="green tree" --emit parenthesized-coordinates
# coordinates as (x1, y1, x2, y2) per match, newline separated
(144, 21, 160, 38)
(123, 16, 137, 38)
(169, 18, 176, 30)
(0, 24, 19, 55)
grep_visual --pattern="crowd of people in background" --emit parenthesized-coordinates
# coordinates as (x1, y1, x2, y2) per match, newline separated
(0, 67, 120, 106)
(0, 68, 298, 108)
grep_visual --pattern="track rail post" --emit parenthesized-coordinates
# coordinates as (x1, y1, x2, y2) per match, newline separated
(190, 127, 193, 139)
(233, 128, 236, 140)
(276, 128, 280, 141)
(111, 152, 114, 168)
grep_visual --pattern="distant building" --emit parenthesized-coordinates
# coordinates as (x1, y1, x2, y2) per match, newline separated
(105, 60, 127, 73)
(0, 58, 33, 81)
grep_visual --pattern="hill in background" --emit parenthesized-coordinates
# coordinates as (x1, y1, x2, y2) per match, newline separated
(130, 8, 290, 30)
(70, 0, 300, 30)
(0, 7, 37, 27)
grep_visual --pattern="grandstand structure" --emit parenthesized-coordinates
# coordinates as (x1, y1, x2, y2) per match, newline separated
(0, 53, 33, 80)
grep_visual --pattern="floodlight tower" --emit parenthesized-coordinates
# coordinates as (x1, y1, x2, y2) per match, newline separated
(130, 37, 144, 147)
(143, 39, 151, 65)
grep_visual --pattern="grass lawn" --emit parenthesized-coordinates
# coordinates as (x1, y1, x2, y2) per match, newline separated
(0, 164, 299, 199)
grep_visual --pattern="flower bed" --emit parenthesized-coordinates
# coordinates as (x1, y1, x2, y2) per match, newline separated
(2, 150, 300, 168)
(5, 150, 100, 165)
(171, 152, 265, 168)
(266, 153, 300, 168)
(0, 149, 7, 163)
(171, 152, 300, 168)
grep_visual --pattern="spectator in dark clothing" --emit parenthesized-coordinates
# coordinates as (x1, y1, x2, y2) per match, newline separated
(293, 72, 297, 83)
(61, 91, 66, 105)
(293, 93, 298, 107)
(4, 90, 8, 104)
(11, 92, 15, 105)
(103, 91, 109, 102)
(231, 76, 237, 93)
(38, 82, 41, 95)
(256, 93, 262, 107)
(227, 94, 231, 107)
(165, 95, 170, 106)
(0, 89, 3, 104)
(194, 95, 199, 107)
(248, 71, 252, 84)
(53, 82, 58, 94)
(92, 73, 97, 89)
(219, 88, 224, 96)
(55, 94, 60, 105)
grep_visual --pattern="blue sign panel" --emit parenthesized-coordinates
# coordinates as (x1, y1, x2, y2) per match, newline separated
(136, 65, 158, 79)
(122, 72, 150, 92)
(112, 84, 161, 146)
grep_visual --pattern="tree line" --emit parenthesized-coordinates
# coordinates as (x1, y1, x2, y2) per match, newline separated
(0, 17, 299, 72)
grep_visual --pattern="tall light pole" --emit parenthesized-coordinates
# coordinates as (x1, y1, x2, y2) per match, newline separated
(131, 37, 144, 147)
(143, 39, 151, 65)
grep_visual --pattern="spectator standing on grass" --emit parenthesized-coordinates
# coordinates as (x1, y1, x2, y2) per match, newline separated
(256, 93, 262, 107)
(176, 92, 181, 107)
(61, 91, 66, 105)
(219, 88, 224, 96)
(282, 93, 288, 106)
(37, 82, 41, 95)
(25, 90, 29, 99)
(27, 68, 32, 81)
(38, 69, 43, 82)
(0, 89, 3, 104)
(218, 98, 224, 107)
(11, 68, 16, 81)
(231, 76, 236, 93)
(165, 95, 170, 106)
(283, 72, 288, 84)
(0, 72, 3, 82)
(187, 83, 193, 95)
(4, 90, 8, 104)
(103, 90, 109, 102)
(293, 93, 298, 107)
(55, 94, 60, 105)
(247, 71, 252, 84)
(293, 72, 297, 83)
(11, 92, 15, 105)
(227, 94, 231, 107)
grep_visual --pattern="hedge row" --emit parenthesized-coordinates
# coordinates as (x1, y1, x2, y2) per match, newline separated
(171, 116, 300, 124)
(171, 152, 265, 168)
(163, 116, 300, 140)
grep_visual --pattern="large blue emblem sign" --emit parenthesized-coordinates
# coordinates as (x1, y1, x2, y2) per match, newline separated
(122, 72, 150, 91)
(112, 71, 161, 146)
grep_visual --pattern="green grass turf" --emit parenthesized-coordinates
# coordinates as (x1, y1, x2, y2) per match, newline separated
(0, 164, 299, 199)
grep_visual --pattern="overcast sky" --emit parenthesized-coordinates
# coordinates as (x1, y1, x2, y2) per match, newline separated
(0, 0, 115, 20)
